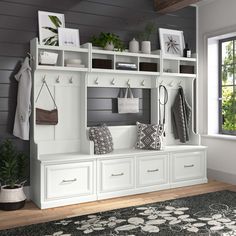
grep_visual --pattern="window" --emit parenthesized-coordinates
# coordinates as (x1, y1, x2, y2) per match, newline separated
(219, 37, 236, 135)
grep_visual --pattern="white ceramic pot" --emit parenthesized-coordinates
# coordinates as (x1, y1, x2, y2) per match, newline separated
(141, 41, 151, 54)
(0, 185, 26, 211)
(104, 42, 114, 51)
(129, 38, 139, 53)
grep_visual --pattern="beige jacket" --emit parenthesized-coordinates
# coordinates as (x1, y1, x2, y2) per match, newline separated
(13, 57, 32, 140)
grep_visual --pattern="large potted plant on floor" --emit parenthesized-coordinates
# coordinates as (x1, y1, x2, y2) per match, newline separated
(0, 139, 27, 211)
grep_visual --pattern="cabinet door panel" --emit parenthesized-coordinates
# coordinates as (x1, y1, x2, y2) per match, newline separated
(45, 162, 93, 200)
(137, 154, 168, 187)
(172, 151, 205, 182)
(99, 158, 134, 193)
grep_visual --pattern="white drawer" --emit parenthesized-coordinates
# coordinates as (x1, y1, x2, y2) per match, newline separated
(88, 73, 152, 88)
(99, 158, 134, 193)
(45, 162, 94, 200)
(137, 154, 168, 187)
(172, 151, 205, 182)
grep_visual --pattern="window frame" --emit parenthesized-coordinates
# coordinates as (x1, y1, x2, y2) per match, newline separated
(218, 36, 236, 135)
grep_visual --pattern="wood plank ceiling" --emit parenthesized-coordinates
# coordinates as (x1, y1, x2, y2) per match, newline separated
(155, 0, 202, 13)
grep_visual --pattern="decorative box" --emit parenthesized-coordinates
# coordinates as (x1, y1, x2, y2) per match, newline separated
(39, 51, 58, 65)
(139, 62, 158, 72)
(92, 59, 112, 69)
(180, 65, 195, 74)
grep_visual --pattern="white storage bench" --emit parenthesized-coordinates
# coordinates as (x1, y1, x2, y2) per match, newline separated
(31, 145, 207, 209)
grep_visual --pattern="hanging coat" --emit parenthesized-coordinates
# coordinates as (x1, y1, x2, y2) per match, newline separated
(13, 57, 32, 140)
(171, 87, 191, 143)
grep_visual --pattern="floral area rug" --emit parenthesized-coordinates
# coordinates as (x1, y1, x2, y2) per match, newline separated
(1, 190, 236, 236)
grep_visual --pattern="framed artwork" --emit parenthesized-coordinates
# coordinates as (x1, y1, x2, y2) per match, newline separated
(58, 28, 80, 47)
(159, 28, 185, 57)
(38, 11, 65, 46)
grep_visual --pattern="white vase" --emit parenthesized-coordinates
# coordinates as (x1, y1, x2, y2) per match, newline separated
(104, 42, 114, 51)
(141, 41, 151, 54)
(0, 185, 26, 211)
(129, 38, 139, 53)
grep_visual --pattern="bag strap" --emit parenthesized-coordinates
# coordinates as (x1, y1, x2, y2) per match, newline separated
(124, 87, 129, 98)
(124, 86, 134, 98)
(158, 85, 168, 136)
(128, 86, 134, 99)
(35, 80, 57, 109)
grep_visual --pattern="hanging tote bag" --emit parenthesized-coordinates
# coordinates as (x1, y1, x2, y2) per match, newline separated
(118, 86, 139, 114)
(35, 80, 58, 125)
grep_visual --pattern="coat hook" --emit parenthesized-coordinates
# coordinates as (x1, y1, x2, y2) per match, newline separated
(56, 76, 60, 83)
(27, 52, 34, 61)
(69, 77, 73, 84)
(127, 79, 130, 86)
(111, 78, 115, 85)
(95, 77, 99, 85)
(42, 75, 46, 83)
(168, 80, 174, 87)
(141, 80, 145, 86)
(178, 81, 182, 87)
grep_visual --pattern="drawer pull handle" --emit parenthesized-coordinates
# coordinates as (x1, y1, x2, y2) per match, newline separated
(184, 164, 194, 168)
(147, 169, 159, 173)
(62, 178, 77, 183)
(111, 173, 124, 177)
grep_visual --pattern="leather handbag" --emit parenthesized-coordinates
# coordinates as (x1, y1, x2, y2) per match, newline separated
(118, 86, 139, 114)
(35, 80, 58, 125)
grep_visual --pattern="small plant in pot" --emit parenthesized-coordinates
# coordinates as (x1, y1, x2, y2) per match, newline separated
(0, 139, 27, 211)
(91, 32, 125, 51)
(139, 22, 156, 54)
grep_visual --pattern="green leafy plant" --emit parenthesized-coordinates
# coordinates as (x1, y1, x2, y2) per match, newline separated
(221, 41, 236, 131)
(0, 139, 27, 189)
(139, 22, 156, 41)
(42, 15, 62, 46)
(91, 32, 125, 51)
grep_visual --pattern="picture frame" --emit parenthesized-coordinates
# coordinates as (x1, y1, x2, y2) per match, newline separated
(38, 11, 65, 46)
(159, 28, 185, 57)
(58, 28, 80, 47)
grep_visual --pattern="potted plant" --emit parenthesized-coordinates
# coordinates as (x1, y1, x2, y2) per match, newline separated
(0, 139, 27, 211)
(91, 32, 125, 51)
(139, 22, 156, 54)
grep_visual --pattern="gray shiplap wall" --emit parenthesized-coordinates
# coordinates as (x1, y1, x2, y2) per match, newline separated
(0, 0, 196, 179)
(87, 88, 151, 126)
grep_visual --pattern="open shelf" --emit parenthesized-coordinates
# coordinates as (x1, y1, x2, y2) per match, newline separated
(31, 38, 196, 77)
(36, 65, 89, 72)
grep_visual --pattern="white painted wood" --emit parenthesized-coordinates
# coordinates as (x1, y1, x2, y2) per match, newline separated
(55, 85, 80, 140)
(108, 126, 137, 150)
(98, 157, 134, 193)
(38, 140, 80, 155)
(136, 154, 169, 187)
(163, 56, 196, 62)
(171, 151, 206, 182)
(30, 38, 208, 209)
(87, 73, 153, 88)
(45, 161, 94, 200)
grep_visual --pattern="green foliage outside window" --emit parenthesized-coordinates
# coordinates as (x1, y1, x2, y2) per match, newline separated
(221, 40, 236, 132)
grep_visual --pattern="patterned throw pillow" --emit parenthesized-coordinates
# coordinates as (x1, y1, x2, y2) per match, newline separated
(136, 122, 163, 150)
(89, 125, 113, 154)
